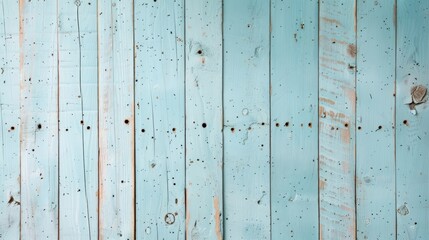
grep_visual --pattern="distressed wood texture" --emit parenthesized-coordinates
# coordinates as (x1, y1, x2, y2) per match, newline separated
(58, 0, 98, 238)
(19, 0, 59, 238)
(319, 0, 357, 238)
(356, 0, 396, 239)
(396, 0, 429, 239)
(223, 1, 270, 239)
(270, 0, 319, 239)
(97, 0, 135, 238)
(185, 0, 223, 239)
(134, 0, 185, 239)
(0, 1, 20, 239)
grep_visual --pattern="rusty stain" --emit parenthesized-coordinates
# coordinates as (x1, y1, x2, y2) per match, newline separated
(347, 44, 356, 58)
(319, 179, 326, 190)
(213, 197, 222, 240)
(320, 97, 335, 105)
(321, 17, 342, 26)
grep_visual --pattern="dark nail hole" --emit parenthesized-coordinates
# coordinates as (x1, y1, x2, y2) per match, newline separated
(378, 125, 382, 130)
(141, 129, 145, 133)
(275, 123, 279, 127)
(124, 119, 129, 124)
(65, 129, 69, 131)
(261, 122, 265, 126)
(403, 120, 408, 125)
(231, 127, 235, 132)
(308, 122, 312, 128)
(344, 123, 349, 128)
(285, 122, 289, 127)
(10, 126, 15, 130)
(358, 126, 362, 130)
(80, 120, 84, 125)
(202, 123, 207, 128)
(86, 126, 90, 130)
(172, 128, 176, 132)
(37, 124, 42, 129)
(197, 49, 203, 55)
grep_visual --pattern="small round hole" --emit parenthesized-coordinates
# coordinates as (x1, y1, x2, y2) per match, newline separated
(202, 123, 207, 128)
(86, 126, 91, 130)
(37, 124, 42, 129)
(124, 119, 129, 124)
(141, 129, 145, 133)
(172, 128, 176, 132)
(10, 126, 15, 130)
(285, 122, 289, 127)
(403, 120, 408, 125)
(231, 127, 235, 132)
(275, 123, 279, 127)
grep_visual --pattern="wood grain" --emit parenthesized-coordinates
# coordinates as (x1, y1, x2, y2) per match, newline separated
(185, 0, 223, 239)
(319, 0, 357, 238)
(134, 0, 185, 239)
(223, 1, 270, 239)
(98, 0, 135, 238)
(271, 0, 319, 239)
(58, 0, 98, 238)
(19, 0, 59, 238)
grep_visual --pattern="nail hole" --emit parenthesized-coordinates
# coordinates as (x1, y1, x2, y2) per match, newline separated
(261, 122, 265, 126)
(285, 122, 289, 127)
(141, 129, 145, 133)
(403, 120, 408, 125)
(231, 127, 235, 132)
(124, 119, 129, 124)
(308, 122, 312, 128)
(197, 49, 203, 55)
(172, 128, 176, 132)
(202, 123, 207, 128)
(378, 125, 382, 130)
(275, 123, 279, 127)
(37, 124, 42, 129)
(358, 126, 362, 130)
(86, 126, 90, 130)
(10, 126, 15, 130)
(344, 123, 349, 128)
(80, 120, 84, 125)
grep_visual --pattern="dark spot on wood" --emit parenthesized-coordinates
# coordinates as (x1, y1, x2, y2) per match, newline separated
(124, 119, 129, 124)
(275, 123, 279, 127)
(344, 123, 349, 128)
(151, 163, 156, 168)
(347, 44, 357, 57)
(261, 122, 265, 126)
(10, 126, 15, 130)
(37, 123, 42, 129)
(197, 49, 203, 55)
(231, 127, 235, 132)
(285, 122, 289, 127)
(8, 196, 14, 204)
(202, 123, 207, 128)
(141, 129, 145, 133)
(172, 128, 176, 132)
(403, 120, 408, 125)
(86, 126, 90, 130)
(358, 126, 362, 130)
(308, 122, 312, 128)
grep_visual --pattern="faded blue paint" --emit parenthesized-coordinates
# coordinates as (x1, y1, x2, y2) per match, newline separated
(0, 1, 428, 239)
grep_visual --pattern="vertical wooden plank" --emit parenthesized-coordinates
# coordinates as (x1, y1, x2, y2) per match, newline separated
(185, 0, 223, 239)
(58, 0, 98, 238)
(98, 0, 134, 238)
(223, 1, 270, 239)
(134, 0, 185, 239)
(19, 0, 59, 238)
(356, 0, 396, 239)
(270, 0, 319, 239)
(319, 0, 357, 238)
(396, 1, 429, 239)
(0, 1, 20, 239)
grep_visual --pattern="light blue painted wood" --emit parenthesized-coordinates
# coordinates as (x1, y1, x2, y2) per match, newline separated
(356, 0, 396, 239)
(58, 0, 98, 238)
(19, 0, 59, 238)
(319, 0, 357, 238)
(223, 1, 270, 239)
(396, 1, 429, 239)
(0, 1, 20, 239)
(185, 0, 223, 239)
(98, 0, 134, 238)
(271, 0, 319, 239)
(134, 0, 185, 239)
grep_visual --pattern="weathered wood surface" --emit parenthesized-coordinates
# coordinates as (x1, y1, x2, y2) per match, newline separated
(0, 1, 428, 239)
(356, 0, 396, 239)
(270, 0, 319, 239)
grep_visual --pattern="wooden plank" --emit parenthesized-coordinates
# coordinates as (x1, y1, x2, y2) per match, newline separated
(98, 0, 134, 238)
(134, 0, 185, 239)
(19, 0, 59, 238)
(396, 1, 429, 239)
(318, 0, 357, 238)
(270, 0, 319, 239)
(0, 1, 20, 239)
(355, 0, 396, 239)
(58, 0, 98, 238)
(223, 1, 270, 239)
(184, 0, 223, 239)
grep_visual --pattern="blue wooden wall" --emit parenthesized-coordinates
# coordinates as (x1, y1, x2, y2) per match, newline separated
(0, 0, 428, 239)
